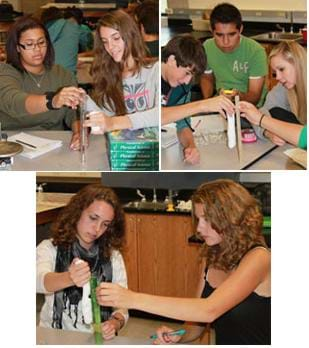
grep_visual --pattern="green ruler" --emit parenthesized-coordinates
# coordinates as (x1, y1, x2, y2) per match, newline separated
(90, 276, 103, 344)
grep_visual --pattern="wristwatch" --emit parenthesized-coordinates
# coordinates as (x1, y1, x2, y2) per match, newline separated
(111, 313, 125, 331)
(45, 91, 59, 110)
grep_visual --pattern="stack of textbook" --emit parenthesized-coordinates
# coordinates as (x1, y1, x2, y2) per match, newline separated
(106, 128, 159, 171)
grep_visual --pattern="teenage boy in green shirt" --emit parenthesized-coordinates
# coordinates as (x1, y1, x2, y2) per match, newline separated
(200, 3, 268, 108)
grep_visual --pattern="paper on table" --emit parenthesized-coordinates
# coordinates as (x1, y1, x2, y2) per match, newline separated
(161, 125, 179, 148)
(8, 132, 62, 159)
(284, 148, 307, 168)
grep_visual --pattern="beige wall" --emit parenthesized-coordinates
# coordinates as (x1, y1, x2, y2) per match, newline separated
(20, 0, 51, 14)
(4, 0, 52, 14)
(168, 0, 307, 11)
(8, 0, 21, 12)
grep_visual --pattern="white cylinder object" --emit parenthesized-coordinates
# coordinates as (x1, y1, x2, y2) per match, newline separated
(227, 113, 236, 148)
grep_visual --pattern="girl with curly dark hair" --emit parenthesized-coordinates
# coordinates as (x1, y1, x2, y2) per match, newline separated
(96, 179, 271, 345)
(36, 184, 128, 340)
(83, 9, 159, 133)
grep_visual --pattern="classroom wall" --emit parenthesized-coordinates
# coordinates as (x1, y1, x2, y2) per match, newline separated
(8, 0, 21, 12)
(167, 0, 307, 11)
(8, 0, 52, 14)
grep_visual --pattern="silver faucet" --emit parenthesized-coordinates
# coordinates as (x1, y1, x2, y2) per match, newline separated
(290, 11, 294, 33)
(167, 189, 178, 203)
(152, 188, 157, 203)
(276, 23, 285, 32)
(36, 183, 46, 192)
(136, 189, 146, 202)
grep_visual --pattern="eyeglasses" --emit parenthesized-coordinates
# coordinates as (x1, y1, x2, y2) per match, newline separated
(18, 40, 48, 50)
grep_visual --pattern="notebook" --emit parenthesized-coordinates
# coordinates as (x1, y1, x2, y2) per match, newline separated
(161, 125, 179, 149)
(8, 132, 62, 159)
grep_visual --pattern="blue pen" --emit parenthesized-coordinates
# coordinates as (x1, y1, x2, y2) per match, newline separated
(150, 328, 186, 340)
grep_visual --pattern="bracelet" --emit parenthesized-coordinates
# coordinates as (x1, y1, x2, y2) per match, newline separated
(110, 313, 125, 331)
(259, 114, 266, 127)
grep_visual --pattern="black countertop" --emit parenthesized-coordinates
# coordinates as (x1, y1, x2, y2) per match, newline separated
(124, 206, 191, 215)
(161, 22, 307, 47)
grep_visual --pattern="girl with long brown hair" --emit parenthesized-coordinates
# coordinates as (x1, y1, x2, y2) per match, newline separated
(96, 179, 271, 345)
(84, 10, 158, 133)
(36, 184, 128, 340)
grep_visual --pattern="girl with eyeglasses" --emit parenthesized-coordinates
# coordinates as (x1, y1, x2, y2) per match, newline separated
(0, 15, 85, 150)
(83, 9, 159, 133)
(36, 184, 128, 340)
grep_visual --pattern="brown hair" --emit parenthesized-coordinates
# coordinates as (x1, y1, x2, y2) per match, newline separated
(134, 0, 159, 35)
(192, 179, 266, 271)
(6, 15, 54, 71)
(269, 41, 307, 125)
(161, 34, 207, 77)
(210, 3, 242, 31)
(51, 184, 125, 259)
(92, 9, 152, 115)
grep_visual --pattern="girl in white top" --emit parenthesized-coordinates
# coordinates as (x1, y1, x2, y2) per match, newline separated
(36, 184, 128, 340)
(84, 10, 158, 133)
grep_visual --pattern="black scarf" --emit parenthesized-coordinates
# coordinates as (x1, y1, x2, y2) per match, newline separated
(52, 240, 112, 329)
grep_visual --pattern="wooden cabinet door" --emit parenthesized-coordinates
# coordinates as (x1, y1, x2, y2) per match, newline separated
(122, 213, 139, 291)
(137, 214, 204, 298)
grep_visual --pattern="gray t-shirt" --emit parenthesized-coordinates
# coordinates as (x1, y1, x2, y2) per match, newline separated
(255, 83, 291, 139)
(85, 61, 159, 130)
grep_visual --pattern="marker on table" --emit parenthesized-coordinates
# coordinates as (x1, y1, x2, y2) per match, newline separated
(150, 328, 186, 340)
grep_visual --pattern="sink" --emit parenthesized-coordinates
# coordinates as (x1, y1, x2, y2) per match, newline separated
(251, 31, 302, 42)
(124, 201, 167, 211)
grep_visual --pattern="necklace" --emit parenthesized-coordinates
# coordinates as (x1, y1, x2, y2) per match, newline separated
(27, 71, 46, 88)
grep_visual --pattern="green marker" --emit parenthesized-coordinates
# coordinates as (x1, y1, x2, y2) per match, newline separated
(90, 276, 103, 344)
(150, 328, 186, 340)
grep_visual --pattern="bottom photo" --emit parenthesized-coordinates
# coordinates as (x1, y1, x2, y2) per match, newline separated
(36, 171, 271, 345)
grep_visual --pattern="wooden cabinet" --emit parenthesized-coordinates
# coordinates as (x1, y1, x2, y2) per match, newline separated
(122, 212, 204, 298)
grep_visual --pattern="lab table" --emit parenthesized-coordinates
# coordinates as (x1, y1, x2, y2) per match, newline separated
(6, 131, 110, 171)
(36, 192, 74, 225)
(161, 137, 303, 170)
(36, 326, 152, 345)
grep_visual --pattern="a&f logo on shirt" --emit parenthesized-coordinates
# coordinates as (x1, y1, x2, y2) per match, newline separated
(233, 60, 249, 73)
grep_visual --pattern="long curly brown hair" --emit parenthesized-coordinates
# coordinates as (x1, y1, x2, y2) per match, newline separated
(92, 10, 153, 115)
(192, 179, 266, 272)
(51, 184, 125, 259)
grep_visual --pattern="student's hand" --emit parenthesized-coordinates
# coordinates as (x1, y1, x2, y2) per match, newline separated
(70, 131, 81, 150)
(100, 319, 120, 340)
(183, 146, 200, 165)
(264, 130, 286, 146)
(83, 111, 113, 134)
(68, 258, 91, 287)
(238, 101, 261, 125)
(96, 282, 133, 308)
(69, 131, 90, 151)
(153, 326, 182, 345)
(202, 95, 235, 116)
(53, 87, 86, 110)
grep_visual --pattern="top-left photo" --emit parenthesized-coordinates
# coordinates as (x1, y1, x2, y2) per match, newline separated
(0, 0, 159, 171)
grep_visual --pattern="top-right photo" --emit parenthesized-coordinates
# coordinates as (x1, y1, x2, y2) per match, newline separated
(161, 0, 307, 170)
